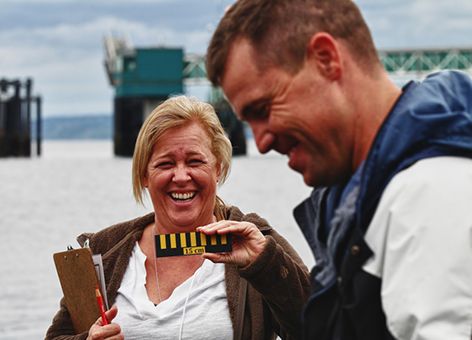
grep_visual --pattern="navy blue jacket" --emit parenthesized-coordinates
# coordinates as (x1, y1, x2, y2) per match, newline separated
(294, 71, 472, 340)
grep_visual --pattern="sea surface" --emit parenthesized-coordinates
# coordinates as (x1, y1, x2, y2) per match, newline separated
(0, 140, 314, 339)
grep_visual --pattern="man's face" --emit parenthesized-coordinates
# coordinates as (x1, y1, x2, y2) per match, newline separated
(221, 38, 353, 187)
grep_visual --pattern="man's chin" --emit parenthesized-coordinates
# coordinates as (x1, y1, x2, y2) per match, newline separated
(302, 170, 347, 188)
(288, 157, 321, 187)
(291, 166, 317, 187)
(287, 161, 309, 185)
(302, 173, 318, 187)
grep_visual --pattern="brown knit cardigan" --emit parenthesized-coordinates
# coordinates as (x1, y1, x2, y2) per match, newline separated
(45, 206, 311, 340)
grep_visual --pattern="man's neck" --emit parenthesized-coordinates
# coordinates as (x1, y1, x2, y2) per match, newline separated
(350, 71, 402, 171)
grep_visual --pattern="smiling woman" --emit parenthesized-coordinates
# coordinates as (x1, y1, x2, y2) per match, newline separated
(45, 95, 311, 340)
(143, 122, 221, 232)
(132, 95, 232, 222)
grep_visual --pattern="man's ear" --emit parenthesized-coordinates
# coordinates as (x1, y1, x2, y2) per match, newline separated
(306, 32, 342, 80)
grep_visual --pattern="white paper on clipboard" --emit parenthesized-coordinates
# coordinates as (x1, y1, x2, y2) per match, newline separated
(92, 254, 109, 309)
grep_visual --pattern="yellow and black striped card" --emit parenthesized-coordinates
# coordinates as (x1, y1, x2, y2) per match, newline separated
(155, 231, 233, 257)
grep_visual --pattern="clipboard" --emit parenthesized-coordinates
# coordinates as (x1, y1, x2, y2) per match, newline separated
(53, 248, 102, 333)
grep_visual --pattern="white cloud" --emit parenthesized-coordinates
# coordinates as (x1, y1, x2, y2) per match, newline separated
(0, 15, 211, 116)
(3, 0, 472, 116)
(2, 0, 175, 4)
(357, 0, 472, 49)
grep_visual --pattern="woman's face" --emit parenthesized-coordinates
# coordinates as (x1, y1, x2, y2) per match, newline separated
(144, 122, 221, 233)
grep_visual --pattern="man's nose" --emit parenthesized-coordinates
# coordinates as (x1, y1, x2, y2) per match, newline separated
(251, 123, 275, 154)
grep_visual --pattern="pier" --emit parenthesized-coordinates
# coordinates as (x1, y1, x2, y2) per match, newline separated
(0, 78, 42, 157)
(103, 36, 247, 157)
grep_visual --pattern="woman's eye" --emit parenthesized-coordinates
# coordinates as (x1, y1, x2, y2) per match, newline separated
(189, 159, 204, 165)
(155, 161, 172, 169)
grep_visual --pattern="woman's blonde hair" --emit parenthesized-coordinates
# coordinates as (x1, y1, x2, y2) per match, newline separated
(132, 95, 232, 220)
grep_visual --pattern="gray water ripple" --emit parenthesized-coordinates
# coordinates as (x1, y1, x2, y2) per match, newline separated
(0, 140, 313, 339)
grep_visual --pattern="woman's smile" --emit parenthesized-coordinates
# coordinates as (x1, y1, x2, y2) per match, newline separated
(169, 191, 196, 201)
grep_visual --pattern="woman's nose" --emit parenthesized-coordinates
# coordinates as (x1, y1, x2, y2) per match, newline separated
(172, 165, 191, 182)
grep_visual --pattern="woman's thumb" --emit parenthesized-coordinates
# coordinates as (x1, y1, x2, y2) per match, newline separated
(104, 305, 118, 323)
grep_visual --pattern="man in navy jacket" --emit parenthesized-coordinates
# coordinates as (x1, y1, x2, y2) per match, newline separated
(206, 0, 472, 339)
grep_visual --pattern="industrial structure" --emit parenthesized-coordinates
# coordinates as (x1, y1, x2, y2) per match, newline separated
(379, 47, 472, 76)
(181, 47, 472, 79)
(104, 36, 246, 157)
(0, 78, 41, 157)
(104, 37, 183, 156)
(104, 36, 472, 157)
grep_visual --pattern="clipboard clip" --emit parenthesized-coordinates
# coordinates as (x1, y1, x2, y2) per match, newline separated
(65, 238, 89, 252)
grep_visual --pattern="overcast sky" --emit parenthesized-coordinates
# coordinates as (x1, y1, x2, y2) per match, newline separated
(1, 0, 472, 117)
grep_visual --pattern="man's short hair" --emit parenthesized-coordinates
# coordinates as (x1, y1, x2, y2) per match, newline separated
(206, 0, 380, 86)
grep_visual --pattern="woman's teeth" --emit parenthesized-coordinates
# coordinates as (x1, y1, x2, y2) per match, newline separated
(171, 192, 195, 200)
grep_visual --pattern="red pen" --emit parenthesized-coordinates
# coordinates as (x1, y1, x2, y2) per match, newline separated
(95, 286, 109, 325)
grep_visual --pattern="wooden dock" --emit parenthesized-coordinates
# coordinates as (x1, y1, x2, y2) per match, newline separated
(0, 78, 41, 157)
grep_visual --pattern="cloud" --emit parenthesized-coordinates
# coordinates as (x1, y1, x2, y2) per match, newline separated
(2, 0, 471, 116)
(358, 0, 472, 49)
(0, 15, 212, 116)
(2, 0, 175, 4)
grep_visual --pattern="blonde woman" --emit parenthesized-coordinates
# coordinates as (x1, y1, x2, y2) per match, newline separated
(46, 96, 310, 340)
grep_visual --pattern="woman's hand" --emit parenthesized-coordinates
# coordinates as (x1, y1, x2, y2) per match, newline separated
(197, 220, 267, 267)
(86, 305, 123, 340)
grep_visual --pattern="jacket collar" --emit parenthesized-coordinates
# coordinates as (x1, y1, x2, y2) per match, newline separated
(294, 71, 472, 288)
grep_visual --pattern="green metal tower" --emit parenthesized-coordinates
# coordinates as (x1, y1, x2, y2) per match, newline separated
(104, 36, 247, 157)
(104, 36, 184, 156)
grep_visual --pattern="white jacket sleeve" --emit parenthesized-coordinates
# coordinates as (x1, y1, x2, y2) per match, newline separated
(362, 156, 472, 340)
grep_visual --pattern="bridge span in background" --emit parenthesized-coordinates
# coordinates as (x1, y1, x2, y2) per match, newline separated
(183, 47, 472, 84)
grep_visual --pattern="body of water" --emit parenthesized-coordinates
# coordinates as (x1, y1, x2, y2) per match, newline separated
(0, 140, 313, 339)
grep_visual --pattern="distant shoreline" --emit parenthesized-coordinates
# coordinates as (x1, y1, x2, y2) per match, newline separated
(32, 114, 112, 140)
(33, 115, 254, 141)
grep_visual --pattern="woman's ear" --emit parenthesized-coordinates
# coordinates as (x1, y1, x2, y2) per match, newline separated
(143, 175, 148, 188)
(216, 163, 222, 183)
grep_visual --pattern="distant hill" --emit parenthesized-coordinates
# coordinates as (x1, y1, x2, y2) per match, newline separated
(33, 115, 112, 140)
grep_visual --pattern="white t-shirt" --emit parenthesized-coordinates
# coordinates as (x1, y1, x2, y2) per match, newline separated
(113, 242, 233, 340)
(363, 156, 472, 340)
